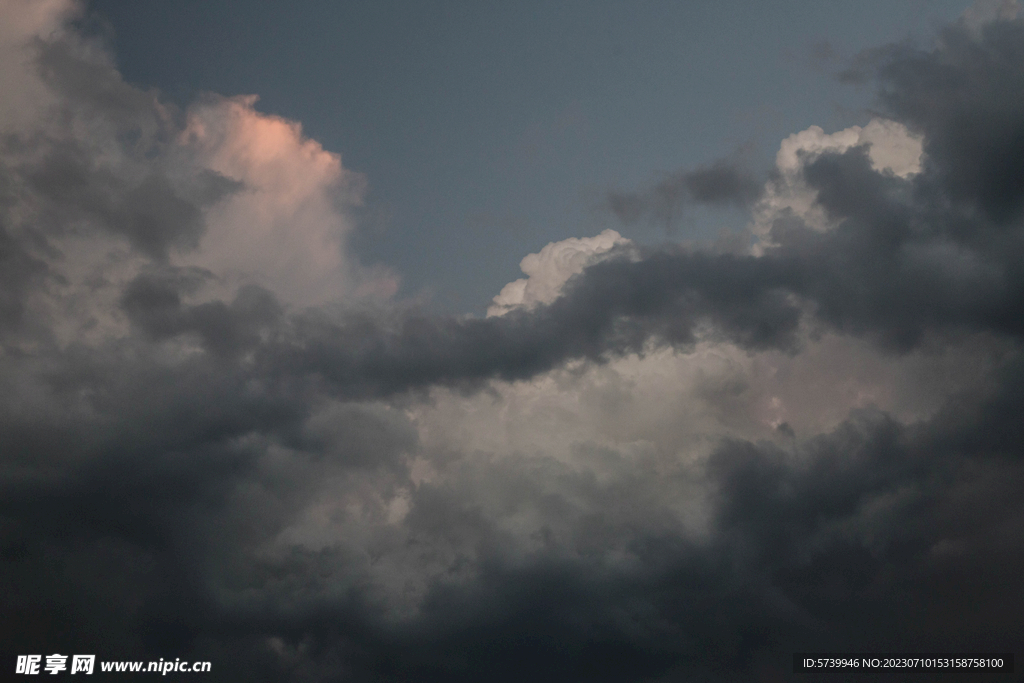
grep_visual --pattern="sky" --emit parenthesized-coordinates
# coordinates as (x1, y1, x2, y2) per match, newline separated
(1, 0, 1023, 681)
(86, 0, 972, 312)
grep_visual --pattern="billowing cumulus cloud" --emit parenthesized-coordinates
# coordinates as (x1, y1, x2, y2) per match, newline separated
(487, 229, 630, 317)
(2, 2, 1024, 682)
(177, 95, 376, 307)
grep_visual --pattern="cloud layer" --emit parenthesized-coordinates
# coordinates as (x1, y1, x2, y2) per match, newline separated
(2, 2, 1023, 681)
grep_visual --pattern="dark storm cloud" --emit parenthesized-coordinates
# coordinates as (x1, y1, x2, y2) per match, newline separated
(265, 249, 802, 399)
(120, 270, 282, 356)
(3, 9, 1024, 683)
(7, 353, 1020, 681)
(844, 18, 1024, 224)
(607, 160, 763, 229)
(0, 220, 48, 330)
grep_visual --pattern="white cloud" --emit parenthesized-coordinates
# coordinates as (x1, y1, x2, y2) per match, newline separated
(487, 228, 630, 317)
(176, 95, 391, 308)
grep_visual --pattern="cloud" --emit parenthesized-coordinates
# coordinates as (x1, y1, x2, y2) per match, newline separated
(607, 159, 763, 230)
(1, 3, 1024, 682)
(0, 0, 71, 130)
(962, 0, 1020, 32)
(751, 118, 923, 239)
(487, 229, 630, 317)
(872, 23, 1024, 225)
(0, 0, 390, 352)
(177, 95, 376, 307)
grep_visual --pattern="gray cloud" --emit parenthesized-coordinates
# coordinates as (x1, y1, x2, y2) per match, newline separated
(0, 220, 48, 330)
(120, 270, 282, 357)
(2, 8, 1024, 683)
(841, 19, 1024, 225)
(607, 160, 763, 230)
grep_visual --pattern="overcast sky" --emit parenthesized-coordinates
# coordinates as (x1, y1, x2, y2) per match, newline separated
(2, 0, 1023, 681)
